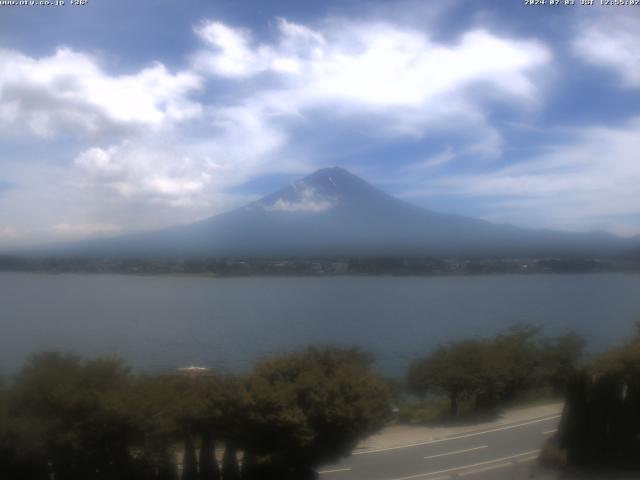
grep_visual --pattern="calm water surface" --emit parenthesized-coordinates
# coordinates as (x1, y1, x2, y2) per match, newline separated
(1, 272, 639, 376)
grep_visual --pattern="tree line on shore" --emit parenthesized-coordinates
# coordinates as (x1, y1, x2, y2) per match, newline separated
(2, 254, 632, 276)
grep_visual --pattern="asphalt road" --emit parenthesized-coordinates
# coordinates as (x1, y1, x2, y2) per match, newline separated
(318, 413, 561, 480)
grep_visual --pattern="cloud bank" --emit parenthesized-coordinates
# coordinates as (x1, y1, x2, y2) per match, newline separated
(1, 8, 639, 245)
(0, 48, 202, 138)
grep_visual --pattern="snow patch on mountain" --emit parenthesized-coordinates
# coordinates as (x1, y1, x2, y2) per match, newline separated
(262, 183, 337, 212)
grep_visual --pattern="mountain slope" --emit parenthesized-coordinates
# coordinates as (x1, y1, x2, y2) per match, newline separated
(56, 167, 634, 258)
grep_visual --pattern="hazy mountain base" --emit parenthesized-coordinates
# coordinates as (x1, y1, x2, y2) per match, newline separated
(13, 168, 640, 261)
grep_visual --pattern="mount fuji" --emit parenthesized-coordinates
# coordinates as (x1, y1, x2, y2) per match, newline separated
(53, 167, 634, 258)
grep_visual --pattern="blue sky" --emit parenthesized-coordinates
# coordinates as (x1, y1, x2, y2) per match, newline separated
(1, 0, 639, 245)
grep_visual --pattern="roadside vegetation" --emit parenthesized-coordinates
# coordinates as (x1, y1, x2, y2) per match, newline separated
(6, 323, 640, 479)
(404, 325, 585, 423)
(0, 347, 391, 480)
(542, 323, 640, 472)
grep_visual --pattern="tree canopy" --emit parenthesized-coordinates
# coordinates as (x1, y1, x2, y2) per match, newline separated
(0, 347, 391, 480)
(407, 326, 585, 417)
(239, 346, 391, 479)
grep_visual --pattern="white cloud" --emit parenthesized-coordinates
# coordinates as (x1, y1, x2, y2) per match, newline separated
(0, 47, 203, 138)
(194, 19, 549, 106)
(573, 14, 640, 87)
(71, 142, 227, 213)
(73, 144, 214, 203)
(298, 27, 546, 108)
(191, 17, 550, 154)
(71, 103, 289, 207)
(192, 18, 321, 77)
(422, 117, 640, 235)
(192, 22, 264, 76)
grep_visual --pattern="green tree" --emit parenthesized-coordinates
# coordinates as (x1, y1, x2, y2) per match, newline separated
(128, 372, 231, 480)
(239, 347, 391, 479)
(406, 325, 581, 418)
(126, 375, 181, 480)
(9, 352, 136, 480)
(491, 324, 542, 401)
(539, 332, 585, 395)
(407, 340, 490, 416)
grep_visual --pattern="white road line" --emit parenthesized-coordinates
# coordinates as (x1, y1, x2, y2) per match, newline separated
(352, 415, 560, 455)
(389, 450, 540, 480)
(542, 429, 557, 435)
(458, 454, 538, 477)
(423, 445, 488, 460)
(318, 467, 352, 475)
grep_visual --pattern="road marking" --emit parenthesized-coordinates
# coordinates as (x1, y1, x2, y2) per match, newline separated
(353, 414, 560, 455)
(389, 450, 540, 480)
(423, 445, 488, 460)
(542, 429, 557, 435)
(458, 454, 538, 477)
(318, 467, 352, 475)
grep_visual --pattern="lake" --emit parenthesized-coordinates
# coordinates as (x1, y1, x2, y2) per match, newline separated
(1, 272, 639, 377)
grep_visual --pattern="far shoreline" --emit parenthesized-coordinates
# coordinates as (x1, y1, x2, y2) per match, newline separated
(1, 269, 639, 279)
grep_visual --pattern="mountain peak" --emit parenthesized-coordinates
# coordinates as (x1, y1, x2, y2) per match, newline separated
(306, 166, 351, 178)
(301, 166, 358, 188)
(252, 167, 388, 213)
(301, 166, 380, 195)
